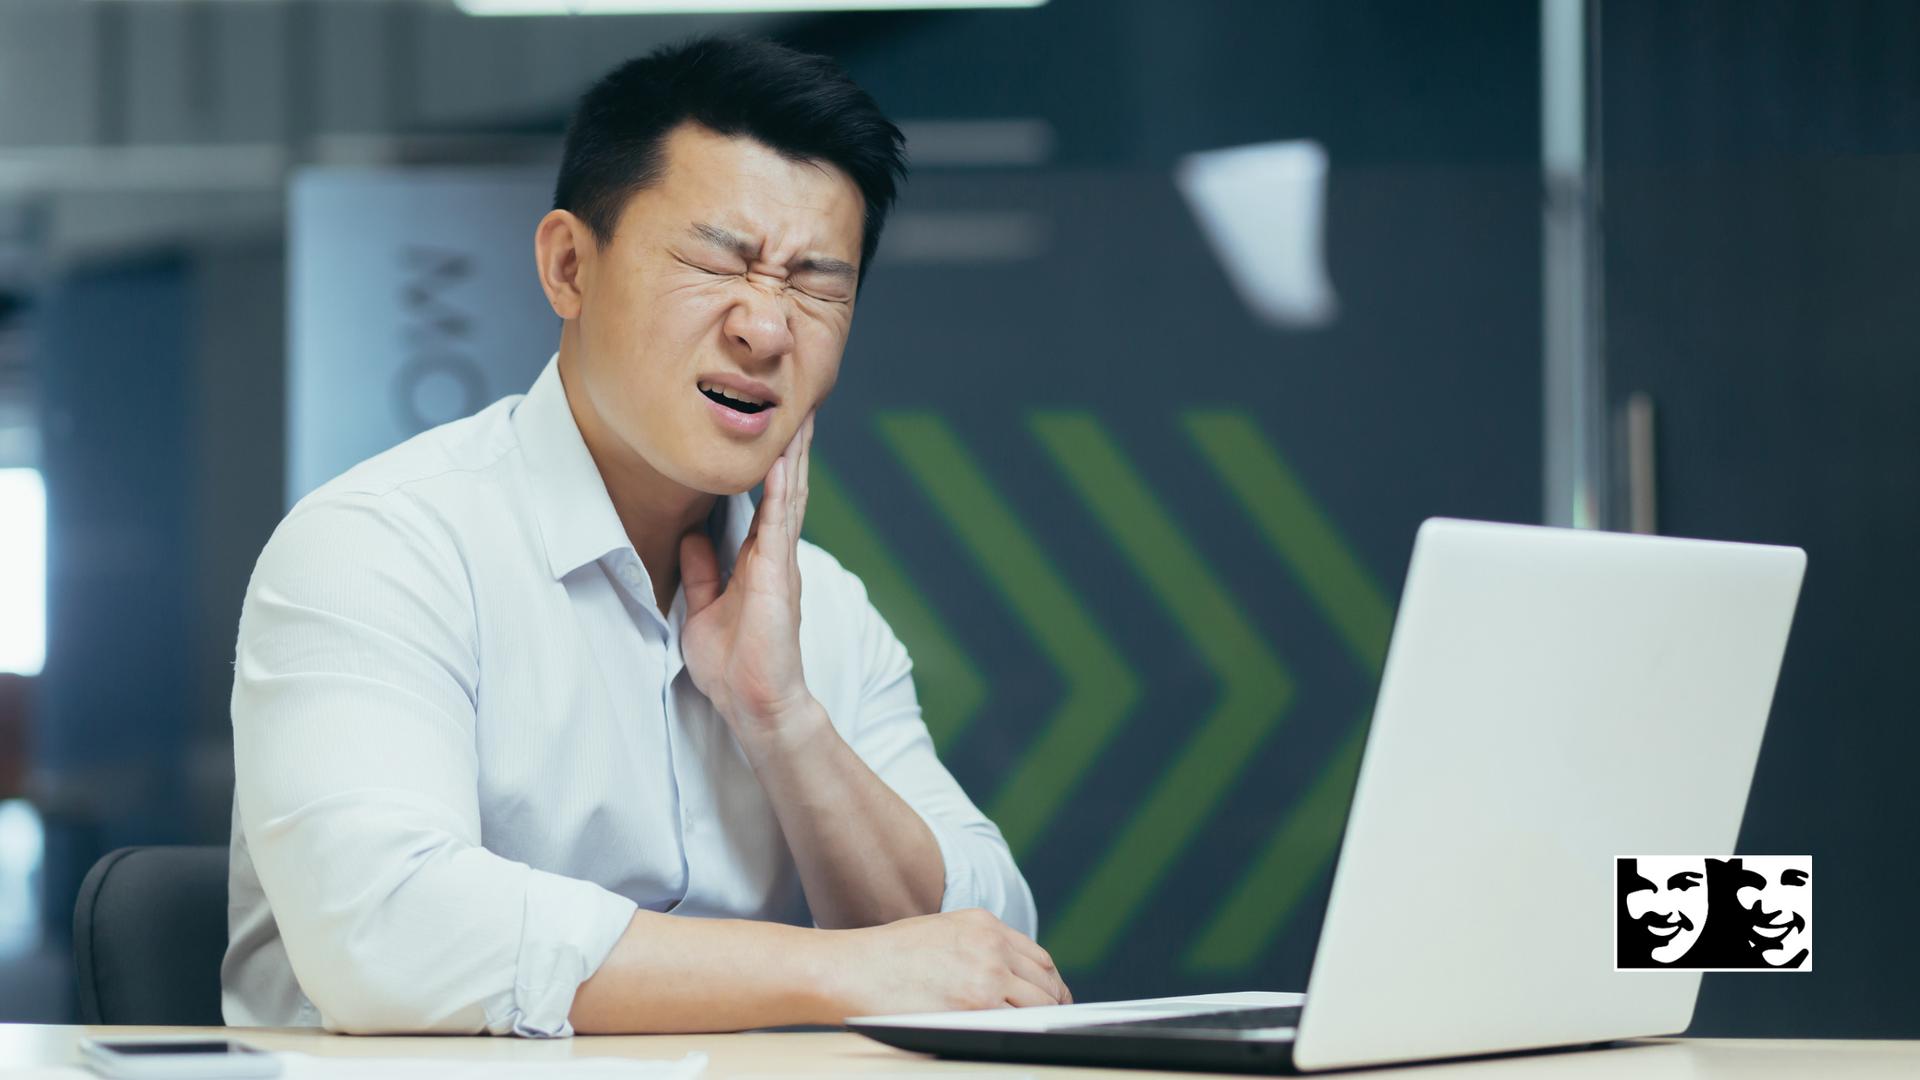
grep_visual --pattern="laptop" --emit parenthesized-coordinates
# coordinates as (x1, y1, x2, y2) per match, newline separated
(850, 518, 1806, 1073)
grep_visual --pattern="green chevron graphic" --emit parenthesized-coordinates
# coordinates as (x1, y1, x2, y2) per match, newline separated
(1183, 411, 1393, 677)
(1185, 714, 1368, 970)
(1032, 413, 1296, 970)
(803, 456, 987, 751)
(876, 413, 1140, 857)
(1181, 413, 1396, 970)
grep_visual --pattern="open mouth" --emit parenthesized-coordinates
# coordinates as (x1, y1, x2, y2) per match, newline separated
(700, 381, 771, 415)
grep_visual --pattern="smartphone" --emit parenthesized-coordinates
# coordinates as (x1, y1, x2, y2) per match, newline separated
(78, 1037, 281, 1079)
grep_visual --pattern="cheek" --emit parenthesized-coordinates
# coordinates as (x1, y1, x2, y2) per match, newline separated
(792, 319, 847, 399)
(591, 270, 726, 346)
(1737, 888, 1762, 908)
(1625, 894, 1656, 919)
(649, 284, 737, 350)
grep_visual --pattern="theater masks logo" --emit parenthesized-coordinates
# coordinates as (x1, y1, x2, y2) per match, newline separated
(1615, 856, 1811, 971)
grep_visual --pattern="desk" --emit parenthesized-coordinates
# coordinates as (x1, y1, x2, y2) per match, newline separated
(0, 1027, 1915, 1078)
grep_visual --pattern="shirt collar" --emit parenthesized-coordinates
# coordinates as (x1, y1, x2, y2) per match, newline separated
(513, 355, 754, 582)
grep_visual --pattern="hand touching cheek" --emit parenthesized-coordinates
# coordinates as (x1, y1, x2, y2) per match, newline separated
(679, 412, 821, 758)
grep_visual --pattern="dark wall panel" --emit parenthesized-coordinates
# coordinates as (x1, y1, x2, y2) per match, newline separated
(1608, 156, 1920, 1038)
(1606, 0, 1920, 1038)
(780, 0, 1546, 1007)
(813, 163, 1538, 1002)
(793, 0, 1539, 169)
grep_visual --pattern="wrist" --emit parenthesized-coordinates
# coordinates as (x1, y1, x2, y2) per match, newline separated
(793, 925, 859, 1024)
(733, 695, 832, 765)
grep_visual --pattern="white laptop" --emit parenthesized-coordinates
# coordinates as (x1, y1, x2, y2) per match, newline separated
(850, 518, 1805, 1073)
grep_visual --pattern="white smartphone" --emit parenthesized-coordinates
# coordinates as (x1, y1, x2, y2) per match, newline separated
(78, 1037, 281, 1079)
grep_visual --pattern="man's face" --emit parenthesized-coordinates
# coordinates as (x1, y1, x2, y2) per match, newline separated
(1737, 860, 1811, 967)
(566, 122, 865, 495)
(1624, 855, 1709, 963)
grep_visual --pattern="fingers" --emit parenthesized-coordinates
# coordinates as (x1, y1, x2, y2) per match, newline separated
(793, 411, 814, 538)
(1007, 949, 1071, 1006)
(739, 455, 783, 570)
(680, 532, 722, 615)
(778, 420, 801, 535)
(1000, 974, 1061, 1009)
(973, 914, 1069, 1007)
(758, 457, 790, 561)
(983, 918, 1065, 1000)
(954, 911, 1070, 1008)
(746, 414, 813, 572)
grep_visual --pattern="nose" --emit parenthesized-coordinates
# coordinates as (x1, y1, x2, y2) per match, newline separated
(722, 282, 796, 364)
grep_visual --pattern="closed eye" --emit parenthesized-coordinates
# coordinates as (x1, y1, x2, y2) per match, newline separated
(793, 281, 853, 304)
(679, 255, 742, 277)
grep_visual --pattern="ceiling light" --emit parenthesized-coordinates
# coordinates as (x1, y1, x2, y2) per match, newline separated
(457, 0, 1046, 15)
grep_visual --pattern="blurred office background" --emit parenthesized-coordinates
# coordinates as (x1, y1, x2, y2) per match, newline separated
(0, 0, 1915, 1038)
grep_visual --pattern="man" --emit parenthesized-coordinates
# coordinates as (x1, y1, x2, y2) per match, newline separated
(1736, 857, 1811, 970)
(224, 37, 1069, 1036)
(1685, 857, 1809, 970)
(1616, 855, 1709, 967)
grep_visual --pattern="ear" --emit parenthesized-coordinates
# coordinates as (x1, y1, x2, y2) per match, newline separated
(535, 209, 595, 321)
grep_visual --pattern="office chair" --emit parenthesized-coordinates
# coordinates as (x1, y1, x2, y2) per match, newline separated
(73, 845, 229, 1025)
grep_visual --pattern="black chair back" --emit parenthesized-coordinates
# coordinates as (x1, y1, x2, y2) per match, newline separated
(73, 845, 229, 1025)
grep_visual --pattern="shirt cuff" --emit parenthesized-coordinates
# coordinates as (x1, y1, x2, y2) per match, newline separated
(915, 809, 984, 914)
(488, 869, 639, 1037)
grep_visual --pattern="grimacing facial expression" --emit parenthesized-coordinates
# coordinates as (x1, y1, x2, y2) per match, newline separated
(569, 122, 865, 495)
(1625, 855, 1709, 964)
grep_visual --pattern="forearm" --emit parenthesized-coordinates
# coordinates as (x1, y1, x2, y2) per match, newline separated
(568, 911, 837, 1033)
(744, 700, 945, 928)
(569, 906, 1072, 1033)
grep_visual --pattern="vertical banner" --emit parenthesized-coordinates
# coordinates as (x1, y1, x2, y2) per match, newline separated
(287, 168, 560, 504)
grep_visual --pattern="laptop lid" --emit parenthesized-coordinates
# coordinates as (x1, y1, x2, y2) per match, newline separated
(1292, 519, 1803, 1070)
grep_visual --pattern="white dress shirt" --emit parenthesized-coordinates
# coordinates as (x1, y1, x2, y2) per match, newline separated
(223, 357, 1034, 1036)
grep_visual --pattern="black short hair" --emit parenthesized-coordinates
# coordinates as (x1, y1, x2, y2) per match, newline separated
(554, 36, 906, 282)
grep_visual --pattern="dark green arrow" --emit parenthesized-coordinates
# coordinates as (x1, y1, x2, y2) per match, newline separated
(1185, 714, 1368, 970)
(803, 456, 987, 751)
(1183, 411, 1392, 677)
(1032, 412, 1295, 970)
(1180, 414, 1393, 970)
(876, 413, 1139, 857)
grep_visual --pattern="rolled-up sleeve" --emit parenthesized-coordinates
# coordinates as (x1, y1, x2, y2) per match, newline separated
(826, 561, 1039, 938)
(232, 493, 636, 1035)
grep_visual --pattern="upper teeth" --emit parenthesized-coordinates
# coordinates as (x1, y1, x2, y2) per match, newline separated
(700, 381, 768, 406)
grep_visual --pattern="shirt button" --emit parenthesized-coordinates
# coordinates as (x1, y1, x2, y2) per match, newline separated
(621, 564, 642, 587)
(682, 810, 695, 832)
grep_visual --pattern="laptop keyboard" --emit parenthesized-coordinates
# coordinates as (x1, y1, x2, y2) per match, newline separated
(1073, 1005, 1302, 1034)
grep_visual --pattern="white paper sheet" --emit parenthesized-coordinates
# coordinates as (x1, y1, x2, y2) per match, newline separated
(850, 990, 1304, 1032)
(41, 1050, 707, 1080)
(277, 1052, 708, 1080)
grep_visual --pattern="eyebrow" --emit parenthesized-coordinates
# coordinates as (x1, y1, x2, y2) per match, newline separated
(688, 222, 856, 283)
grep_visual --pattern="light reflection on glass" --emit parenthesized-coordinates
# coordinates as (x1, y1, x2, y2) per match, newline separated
(0, 467, 44, 677)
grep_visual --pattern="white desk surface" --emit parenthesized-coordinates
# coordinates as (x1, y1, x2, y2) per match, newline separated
(2, 1027, 1918, 1078)
(0, 1027, 1915, 1079)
